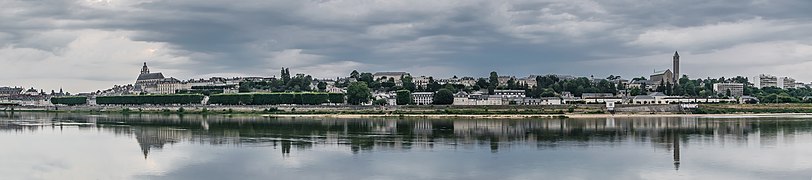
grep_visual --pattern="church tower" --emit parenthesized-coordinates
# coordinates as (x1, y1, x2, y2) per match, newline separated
(140, 62, 150, 74)
(673, 51, 680, 83)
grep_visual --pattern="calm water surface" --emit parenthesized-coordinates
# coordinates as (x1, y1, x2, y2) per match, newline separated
(2, 112, 812, 180)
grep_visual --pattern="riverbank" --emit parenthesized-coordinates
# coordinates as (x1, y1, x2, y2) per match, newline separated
(4, 104, 812, 119)
(262, 113, 812, 119)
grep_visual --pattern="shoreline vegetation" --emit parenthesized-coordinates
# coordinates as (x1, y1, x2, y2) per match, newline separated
(6, 104, 812, 119)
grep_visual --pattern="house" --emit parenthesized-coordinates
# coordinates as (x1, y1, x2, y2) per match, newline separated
(412, 92, 434, 105)
(373, 72, 410, 80)
(497, 76, 515, 86)
(453, 92, 503, 105)
(459, 77, 477, 87)
(522, 97, 562, 105)
(712, 83, 744, 97)
(631, 92, 736, 104)
(493, 90, 525, 98)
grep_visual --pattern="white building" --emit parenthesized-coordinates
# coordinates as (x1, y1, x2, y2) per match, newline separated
(522, 97, 562, 105)
(453, 92, 503, 105)
(497, 76, 515, 86)
(778, 77, 796, 89)
(751, 74, 778, 89)
(412, 92, 434, 105)
(373, 72, 410, 86)
(712, 83, 744, 97)
(459, 77, 477, 87)
(493, 90, 525, 98)
(517, 77, 537, 87)
(631, 92, 736, 104)
(414, 76, 431, 88)
(752, 74, 796, 89)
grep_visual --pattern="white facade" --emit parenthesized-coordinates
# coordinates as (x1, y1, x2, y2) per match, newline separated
(522, 97, 562, 105)
(493, 90, 525, 98)
(751, 74, 778, 89)
(778, 77, 796, 89)
(459, 77, 477, 87)
(712, 83, 744, 97)
(414, 76, 430, 88)
(583, 98, 624, 104)
(517, 77, 537, 87)
(412, 92, 434, 105)
(453, 96, 503, 105)
(752, 74, 796, 89)
(631, 95, 736, 104)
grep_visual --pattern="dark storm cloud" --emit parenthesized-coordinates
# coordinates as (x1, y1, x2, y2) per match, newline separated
(3, 0, 812, 90)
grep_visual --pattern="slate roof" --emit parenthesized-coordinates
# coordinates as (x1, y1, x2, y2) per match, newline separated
(648, 92, 668, 97)
(373, 72, 409, 77)
(137, 73, 165, 81)
(633, 95, 655, 100)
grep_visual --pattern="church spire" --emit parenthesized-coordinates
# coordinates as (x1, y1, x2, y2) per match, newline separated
(672, 51, 680, 84)
(140, 62, 150, 74)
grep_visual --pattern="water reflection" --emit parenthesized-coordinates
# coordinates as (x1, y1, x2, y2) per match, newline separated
(2, 113, 806, 156)
(2, 112, 812, 179)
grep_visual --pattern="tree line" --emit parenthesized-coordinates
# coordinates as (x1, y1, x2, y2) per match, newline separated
(50, 96, 88, 106)
(209, 93, 345, 105)
(97, 94, 204, 105)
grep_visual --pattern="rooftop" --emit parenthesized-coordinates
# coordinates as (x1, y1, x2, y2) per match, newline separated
(137, 73, 165, 81)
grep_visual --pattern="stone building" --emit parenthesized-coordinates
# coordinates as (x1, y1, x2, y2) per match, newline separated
(134, 62, 167, 93)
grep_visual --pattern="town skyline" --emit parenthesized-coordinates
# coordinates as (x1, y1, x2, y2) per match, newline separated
(0, 53, 805, 94)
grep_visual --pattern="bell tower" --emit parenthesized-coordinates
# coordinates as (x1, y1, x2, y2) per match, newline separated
(140, 62, 150, 74)
(673, 51, 680, 84)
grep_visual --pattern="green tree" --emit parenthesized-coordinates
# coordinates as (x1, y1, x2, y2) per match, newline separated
(506, 78, 517, 90)
(432, 88, 454, 105)
(475, 78, 489, 91)
(347, 82, 371, 105)
(396, 90, 412, 105)
(359, 73, 374, 84)
(630, 87, 642, 96)
(401, 75, 416, 92)
(540, 88, 556, 97)
(426, 77, 441, 92)
(281, 68, 291, 85)
(350, 70, 360, 79)
(372, 99, 388, 106)
(488, 71, 499, 95)
(317, 81, 327, 91)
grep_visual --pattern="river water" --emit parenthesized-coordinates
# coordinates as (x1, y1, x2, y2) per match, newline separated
(1, 112, 811, 180)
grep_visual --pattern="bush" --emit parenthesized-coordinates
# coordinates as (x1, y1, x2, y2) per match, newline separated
(328, 93, 345, 104)
(373, 99, 388, 106)
(96, 94, 204, 105)
(51, 96, 87, 106)
(209, 94, 253, 105)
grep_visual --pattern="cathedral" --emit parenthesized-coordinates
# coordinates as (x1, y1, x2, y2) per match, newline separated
(133, 62, 166, 92)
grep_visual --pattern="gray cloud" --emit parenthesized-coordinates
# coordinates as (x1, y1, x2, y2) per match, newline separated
(2, 0, 812, 92)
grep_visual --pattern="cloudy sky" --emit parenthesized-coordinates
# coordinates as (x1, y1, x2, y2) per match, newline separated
(2, 0, 812, 92)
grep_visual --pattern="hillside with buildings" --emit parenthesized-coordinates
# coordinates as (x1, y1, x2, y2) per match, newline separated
(4, 52, 812, 109)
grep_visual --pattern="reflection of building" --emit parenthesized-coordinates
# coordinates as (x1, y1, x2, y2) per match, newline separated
(134, 127, 192, 158)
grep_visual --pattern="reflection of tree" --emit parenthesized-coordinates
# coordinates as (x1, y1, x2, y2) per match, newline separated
(6, 112, 812, 162)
